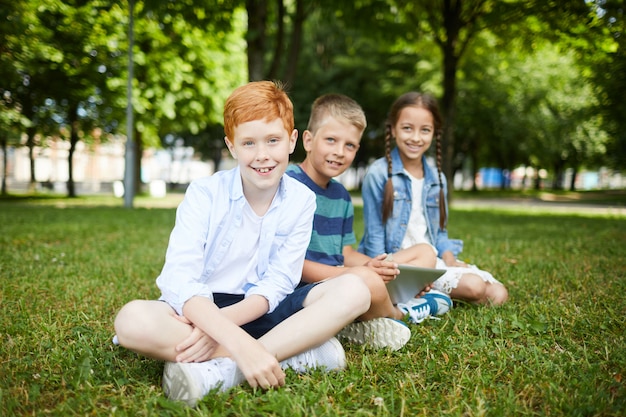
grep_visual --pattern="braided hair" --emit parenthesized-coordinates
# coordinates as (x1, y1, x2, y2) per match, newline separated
(381, 92, 447, 230)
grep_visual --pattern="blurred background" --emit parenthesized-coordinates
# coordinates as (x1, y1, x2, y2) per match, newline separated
(1, 0, 624, 199)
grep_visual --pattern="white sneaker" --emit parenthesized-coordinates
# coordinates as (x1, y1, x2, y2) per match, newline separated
(338, 318, 410, 351)
(162, 358, 244, 408)
(280, 337, 346, 373)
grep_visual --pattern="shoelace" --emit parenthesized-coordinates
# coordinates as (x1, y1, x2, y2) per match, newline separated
(399, 302, 431, 323)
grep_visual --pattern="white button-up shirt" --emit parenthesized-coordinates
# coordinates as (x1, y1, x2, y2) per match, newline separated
(157, 166, 316, 316)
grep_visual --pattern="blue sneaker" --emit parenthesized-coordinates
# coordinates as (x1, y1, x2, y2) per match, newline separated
(398, 290, 453, 323)
(338, 318, 410, 351)
(397, 299, 431, 324)
(421, 290, 453, 316)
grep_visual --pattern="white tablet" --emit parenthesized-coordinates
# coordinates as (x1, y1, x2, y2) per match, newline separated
(387, 264, 447, 304)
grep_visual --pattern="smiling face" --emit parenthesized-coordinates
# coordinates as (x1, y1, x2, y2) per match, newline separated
(300, 115, 362, 188)
(391, 106, 435, 166)
(225, 117, 297, 196)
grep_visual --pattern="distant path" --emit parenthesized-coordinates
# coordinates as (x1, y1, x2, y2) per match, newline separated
(350, 196, 626, 216)
(450, 198, 626, 216)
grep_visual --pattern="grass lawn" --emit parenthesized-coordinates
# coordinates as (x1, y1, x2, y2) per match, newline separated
(1, 193, 625, 416)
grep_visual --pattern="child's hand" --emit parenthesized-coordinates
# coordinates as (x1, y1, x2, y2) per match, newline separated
(448, 259, 468, 268)
(442, 252, 468, 268)
(365, 253, 399, 282)
(175, 325, 218, 363)
(415, 283, 433, 297)
(231, 337, 285, 390)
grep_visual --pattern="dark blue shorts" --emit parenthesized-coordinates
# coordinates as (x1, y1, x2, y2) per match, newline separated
(213, 283, 316, 339)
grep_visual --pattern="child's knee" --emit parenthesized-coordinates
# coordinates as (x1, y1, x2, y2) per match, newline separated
(456, 273, 488, 303)
(338, 273, 371, 312)
(114, 300, 151, 344)
(487, 283, 508, 306)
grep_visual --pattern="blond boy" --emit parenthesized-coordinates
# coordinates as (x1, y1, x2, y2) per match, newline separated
(287, 94, 450, 351)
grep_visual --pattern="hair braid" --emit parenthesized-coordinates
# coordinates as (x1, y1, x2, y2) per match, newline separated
(382, 123, 394, 224)
(436, 131, 447, 230)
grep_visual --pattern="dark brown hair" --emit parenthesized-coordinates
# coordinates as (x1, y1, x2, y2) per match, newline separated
(382, 92, 447, 230)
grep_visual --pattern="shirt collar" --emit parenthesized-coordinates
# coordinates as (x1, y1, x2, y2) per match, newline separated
(227, 165, 288, 206)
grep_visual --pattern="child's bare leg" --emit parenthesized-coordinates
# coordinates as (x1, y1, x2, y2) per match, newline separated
(257, 273, 370, 361)
(114, 300, 193, 361)
(448, 273, 488, 304)
(349, 266, 404, 320)
(485, 282, 508, 306)
(392, 243, 437, 268)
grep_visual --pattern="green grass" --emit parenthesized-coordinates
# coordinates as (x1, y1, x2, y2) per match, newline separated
(1, 195, 625, 416)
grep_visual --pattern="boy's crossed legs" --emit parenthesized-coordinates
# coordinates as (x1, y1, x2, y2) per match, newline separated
(114, 273, 370, 407)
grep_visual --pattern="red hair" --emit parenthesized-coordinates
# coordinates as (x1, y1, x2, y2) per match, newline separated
(223, 81, 294, 141)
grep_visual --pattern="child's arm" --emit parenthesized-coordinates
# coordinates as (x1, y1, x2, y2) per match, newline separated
(359, 165, 388, 256)
(343, 246, 398, 282)
(300, 259, 347, 283)
(183, 295, 286, 389)
(440, 250, 468, 267)
(173, 294, 276, 364)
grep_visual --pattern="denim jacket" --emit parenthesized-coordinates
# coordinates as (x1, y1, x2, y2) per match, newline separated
(358, 147, 463, 257)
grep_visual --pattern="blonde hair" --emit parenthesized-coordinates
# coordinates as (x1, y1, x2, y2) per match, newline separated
(306, 93, 366, 134)
(382, 92, 447, 230)
(223, 81, 294, 141)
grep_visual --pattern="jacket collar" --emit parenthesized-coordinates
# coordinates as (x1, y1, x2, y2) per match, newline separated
(391, 147, 440, 186)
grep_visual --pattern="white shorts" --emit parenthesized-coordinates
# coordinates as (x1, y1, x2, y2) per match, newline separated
(431, 257, 501, 295)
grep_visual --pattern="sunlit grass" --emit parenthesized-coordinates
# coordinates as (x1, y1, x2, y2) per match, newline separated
(1, 196, 625, 416)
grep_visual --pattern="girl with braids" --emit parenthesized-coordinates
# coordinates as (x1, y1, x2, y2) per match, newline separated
(359, 92, 508, 306)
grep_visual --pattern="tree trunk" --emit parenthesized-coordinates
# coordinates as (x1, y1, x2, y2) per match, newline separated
(534, 169, 541, 190)
(134, 128, 143, 195)
(267, 0, 286, 80)
(439, 0, 463, 200)
(283, 0, 305, 87)
(26, 126, 37, 192)
(246, 0, 268, 81)
(1, 138, 7, 195)
(569, 165, 578, 191)
(471, 161, 478, 192)
(67, 116, 80, 198)
(552, 160, 565, 191)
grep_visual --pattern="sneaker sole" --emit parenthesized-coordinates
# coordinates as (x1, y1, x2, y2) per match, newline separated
(338, 318, 410, 351)
(162, 362, 203, 408)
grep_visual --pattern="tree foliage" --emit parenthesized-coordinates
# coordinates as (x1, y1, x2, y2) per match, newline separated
(0, 0, 624, 197)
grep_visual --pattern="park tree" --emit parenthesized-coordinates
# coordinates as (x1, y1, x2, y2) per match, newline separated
(1, 0, 53, 192)
(245, 0, 307, 84)
(103, 0, 246, 194)
(2, 0, 623, 198)
(582, 0, 626, 171)
(40, 1, 114, 198)
(455, 30, 609, 191)
(1, 0, 116, 197)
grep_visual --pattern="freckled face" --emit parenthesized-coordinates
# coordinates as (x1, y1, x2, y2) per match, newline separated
(391, 106, 434, 163)
(225, 118, 297, 193)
